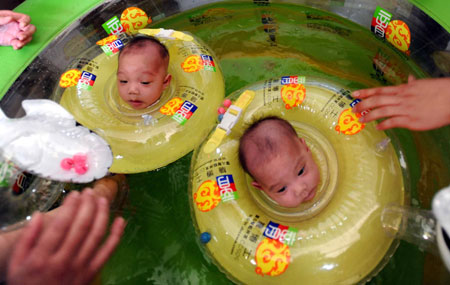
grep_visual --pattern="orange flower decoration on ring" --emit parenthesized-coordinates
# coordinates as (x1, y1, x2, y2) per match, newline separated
(120, 7, 152, 35)
(255, 238, 291, 276)
(181, 55, 204, 73)
(160, 97, 183, 115)
(194, 180, 221, 212)
(335, 108, 365, 135)
(280, 83, 306, 109)
(59, 69, 82, 88)
(96, 35, 118, 46)
(385, 20, 411, 53)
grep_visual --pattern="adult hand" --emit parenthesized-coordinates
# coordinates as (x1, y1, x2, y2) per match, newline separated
(0, 10, 36, 49)
(352, 76, 450, 131)
(7, 189, 126, 285)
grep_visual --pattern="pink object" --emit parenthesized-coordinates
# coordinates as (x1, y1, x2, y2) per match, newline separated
(74, 164, 88, 175)
(60, 158, 74, 170)
(73, 154, 86, 164)
(223, 99, 232, 108)
(218, 107, 226, 114)
(60, 154, 88, 175)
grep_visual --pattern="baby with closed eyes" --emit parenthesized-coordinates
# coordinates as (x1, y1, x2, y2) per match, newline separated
(117, 36, 172, 110)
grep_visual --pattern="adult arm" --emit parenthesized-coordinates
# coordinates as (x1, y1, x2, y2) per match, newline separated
(352, 76, 450, 131)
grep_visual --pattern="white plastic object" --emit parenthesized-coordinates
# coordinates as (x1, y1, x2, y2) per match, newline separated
(0, 99, 113, 183)
(381, 186, 450, 272)
(218, 105, 242, 135)
(433, 185, 450, 237)
(433, 185, 450, 271)
(156, 28, 176, 39)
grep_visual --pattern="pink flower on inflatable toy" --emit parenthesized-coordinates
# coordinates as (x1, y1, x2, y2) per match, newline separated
(61, 154, 89, 175)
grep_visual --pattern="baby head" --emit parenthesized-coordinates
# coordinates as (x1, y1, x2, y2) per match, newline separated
(117, 36, 172, 109)
(238, 117, 320, 208)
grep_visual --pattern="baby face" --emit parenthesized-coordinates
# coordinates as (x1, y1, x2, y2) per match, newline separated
(117, 48, 171, 110)
(251, 137, 320, 208)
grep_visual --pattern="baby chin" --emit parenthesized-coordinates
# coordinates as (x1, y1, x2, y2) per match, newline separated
(282, 188, 317, 208)
(128, 100, 148, 109)
(303, 187, 317, 202)
(289, 187, 317, 207)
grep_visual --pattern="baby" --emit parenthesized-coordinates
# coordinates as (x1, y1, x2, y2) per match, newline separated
(238, 116, 320, 208)
(117, 36, 172, 110)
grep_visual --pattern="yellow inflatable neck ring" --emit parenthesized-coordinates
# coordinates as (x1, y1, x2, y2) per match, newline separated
(58, 29, 224, 173)
(190, 76, 406, 284)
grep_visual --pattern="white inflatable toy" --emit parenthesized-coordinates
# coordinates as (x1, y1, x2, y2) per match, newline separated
(0, 99, 113, 183)
(433, 186, 450, 271)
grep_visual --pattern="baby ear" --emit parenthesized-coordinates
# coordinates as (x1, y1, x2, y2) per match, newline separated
(252, 181, 263, 190)
(163, 74, 172, 89)
(299, 137, 310, 152)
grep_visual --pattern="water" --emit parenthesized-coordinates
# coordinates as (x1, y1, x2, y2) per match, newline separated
(102, 2, 449, 284)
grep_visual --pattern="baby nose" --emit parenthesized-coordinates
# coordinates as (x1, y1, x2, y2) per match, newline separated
(293, 183, 307, 197)
(128, 83, 139, 94)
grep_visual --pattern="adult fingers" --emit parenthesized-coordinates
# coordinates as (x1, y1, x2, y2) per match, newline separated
(352, 95, 401, 114)
(21, 36, 32, 46)
(8, 212, 44, 271)
(0, 10, 15, 17)
(0, 11, 30, 26)
(88, 217, 125, 275)
(358, 105, 408, 124)
(74, 197, 110, 266)
(18, 24, 36, 40)
(12, 25, 35, 49)
(375, 116, 412, 131)
(10, 39, 21, 50)
(352, 85, 402, 99)
(12, 36, 33, 50)
(10, 37, 30, 50)
(54, 189, 97, 263)
(33, 191, 81, 256)
(16, 13, 31, 28)
(408, 74, 416, 83)
(0, 16, 13, 25)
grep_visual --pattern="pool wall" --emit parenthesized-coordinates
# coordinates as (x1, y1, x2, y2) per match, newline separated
(1, 0, 449, 284)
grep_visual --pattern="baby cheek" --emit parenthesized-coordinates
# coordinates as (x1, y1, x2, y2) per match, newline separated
(312, 166, 320, 186)
(118, 86, 128, 99)
(267, 191, 279, 201)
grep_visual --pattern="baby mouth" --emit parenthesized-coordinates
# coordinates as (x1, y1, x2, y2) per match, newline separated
(304, 187, 317, 202)
(128, 100, 143, 107)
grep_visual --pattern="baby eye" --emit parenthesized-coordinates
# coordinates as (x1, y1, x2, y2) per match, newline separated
(119, 80, 127, 84)
(277, 187, 286, 193)
(298, 167, 305, 176)
(141, 82, 150, 85)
